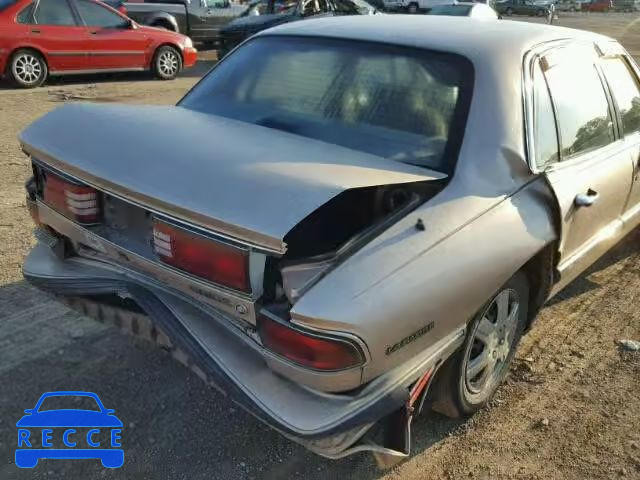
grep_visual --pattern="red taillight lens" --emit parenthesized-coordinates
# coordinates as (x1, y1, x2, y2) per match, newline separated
(42, 171, 100, 224)
(153, 219, 250, 292)
(258, 314, 364, 371)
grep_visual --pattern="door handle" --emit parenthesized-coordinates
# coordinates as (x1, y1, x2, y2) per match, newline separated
(30, 29, 40, 34)
(89, 31, 98, 35)
(574, 189, 599, 207)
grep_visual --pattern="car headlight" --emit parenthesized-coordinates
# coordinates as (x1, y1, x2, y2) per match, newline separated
(183, 37, 193, 49)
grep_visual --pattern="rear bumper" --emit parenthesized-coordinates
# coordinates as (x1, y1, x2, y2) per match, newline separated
(23, 238, 463, 455)
(183, 47, 197, 68)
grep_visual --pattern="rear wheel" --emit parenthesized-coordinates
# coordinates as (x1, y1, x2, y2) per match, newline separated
(536, 8, 545, 15)
(8, 49, 47, 88)
(431, 272, 529, 417)
(152, 45, 182, 80)
(505, 6, 514, 15)
(407, 2, 419, 13)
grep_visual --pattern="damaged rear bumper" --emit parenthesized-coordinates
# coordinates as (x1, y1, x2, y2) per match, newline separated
(23, 241, 464, 457)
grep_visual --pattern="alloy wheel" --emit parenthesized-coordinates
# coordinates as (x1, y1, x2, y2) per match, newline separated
(464, 289, 520, 396)
(158, 51, 179, 78)
(13, 53, 42, 86)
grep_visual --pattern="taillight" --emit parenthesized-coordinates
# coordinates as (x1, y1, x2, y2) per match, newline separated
(152, 219, 250, 292)
(258, 314, 364, 371)
(42, 171, 100, 224)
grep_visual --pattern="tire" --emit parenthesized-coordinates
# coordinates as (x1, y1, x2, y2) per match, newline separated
(505, 7, 513, 15)
(569, 6, 576, 11)
(431, 271, 529, 418)
(407, 2, 419, 13)
(536, 8, 545, 15)
(8, 49, 47, 88)
(152, 45, 182, 80)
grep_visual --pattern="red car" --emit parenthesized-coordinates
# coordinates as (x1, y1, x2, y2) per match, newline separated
(0, 0, 197, 88)
(582, 0, 613, 11)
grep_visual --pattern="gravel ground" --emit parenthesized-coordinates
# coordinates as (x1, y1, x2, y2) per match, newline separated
(0, 13, 639, 480)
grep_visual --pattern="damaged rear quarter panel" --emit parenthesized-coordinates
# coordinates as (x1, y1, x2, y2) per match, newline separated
(291, 177, 557, 382)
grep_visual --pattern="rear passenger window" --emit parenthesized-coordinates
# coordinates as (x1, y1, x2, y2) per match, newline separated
(544, 56, 615, 159)
(532, 61, 559, 169)
(32, 0, 76, 25)
(601, 57, 640, 136)
(16, 2, 34, 23)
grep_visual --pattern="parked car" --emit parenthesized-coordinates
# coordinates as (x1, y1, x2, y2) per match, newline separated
(0, 0, 197, 88)
(582, 0, 612, 10)
(218, 0, 376, 57)
(552, 0, 581, 10)
(109, 0, 249, 45)
(19, 15, 640, 463)
(495, 0, 549, 15)
(427, 1, 499, 17)
(383, 0, 449, 12)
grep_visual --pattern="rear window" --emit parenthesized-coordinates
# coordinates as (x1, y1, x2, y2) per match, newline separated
(0, 0, 18, 11)
(179, 36, 473, 174)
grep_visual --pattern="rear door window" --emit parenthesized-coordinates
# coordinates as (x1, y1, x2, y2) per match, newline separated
(32, 0, 77, 25)
(543, 51, 615, 159)
(600, 57, 640, 136)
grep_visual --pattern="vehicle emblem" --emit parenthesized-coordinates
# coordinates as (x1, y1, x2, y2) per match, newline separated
(15, 391, 123, 469)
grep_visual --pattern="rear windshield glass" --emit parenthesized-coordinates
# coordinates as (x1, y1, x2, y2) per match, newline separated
(179, 36, 473, 173)
(0, 0, 18, 10)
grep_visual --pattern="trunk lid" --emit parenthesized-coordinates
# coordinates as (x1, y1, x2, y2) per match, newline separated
(20, 104, 445, 254)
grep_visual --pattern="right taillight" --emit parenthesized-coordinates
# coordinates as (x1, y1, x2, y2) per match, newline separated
(42, 170, 100, 224)
(258, 314, 364, 371)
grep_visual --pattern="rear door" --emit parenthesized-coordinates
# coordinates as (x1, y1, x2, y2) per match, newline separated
(73, 0, 149, 71)
(528, 44, 633, 287)
(21, 0, 89, 72)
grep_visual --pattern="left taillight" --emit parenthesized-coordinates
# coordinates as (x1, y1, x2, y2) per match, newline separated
(152, 218, 250, 292)
(42, 171, 101, 224)
(258, 314, 364, 371)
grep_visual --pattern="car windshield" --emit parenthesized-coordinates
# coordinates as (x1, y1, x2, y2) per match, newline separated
(180, 37, 473, 173)
(0, 0, 18, 11)
(38, 395, 101, 412)
(429, 4, 473, 14)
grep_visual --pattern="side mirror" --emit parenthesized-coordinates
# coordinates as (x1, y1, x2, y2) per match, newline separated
(127, 19, 136, 29)
(24, 409, 34, 415)
(105, 409, 116, 415)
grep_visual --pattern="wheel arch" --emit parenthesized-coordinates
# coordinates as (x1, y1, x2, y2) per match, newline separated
(5, 45, 48, 74)
(147, 12, 179, 32)
(150, 42, 184, 69)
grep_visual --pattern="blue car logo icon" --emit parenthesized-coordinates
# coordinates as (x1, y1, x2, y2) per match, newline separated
(16, 391, 123, 468)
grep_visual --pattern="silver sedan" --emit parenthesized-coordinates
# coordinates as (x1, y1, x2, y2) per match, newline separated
(19, 15, 640, 464)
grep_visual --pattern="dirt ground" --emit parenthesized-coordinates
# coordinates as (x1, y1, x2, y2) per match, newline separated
(1, 12, 639, 480)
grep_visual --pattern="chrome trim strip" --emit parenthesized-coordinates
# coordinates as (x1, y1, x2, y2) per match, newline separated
(90, 51, 146, 56)
(50, 67, 146, 76)
(27, 155, 286, 255)
(36, 201, 258, 324)
(48, 51, 87, 57)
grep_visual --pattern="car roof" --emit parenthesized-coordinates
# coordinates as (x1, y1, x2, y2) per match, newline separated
(257, 15, 613, 64)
